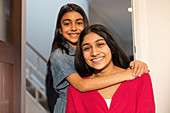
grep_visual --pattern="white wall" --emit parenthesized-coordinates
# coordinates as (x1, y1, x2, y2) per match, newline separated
(132, 0, 170, 112)
(26, 0, 89, 60)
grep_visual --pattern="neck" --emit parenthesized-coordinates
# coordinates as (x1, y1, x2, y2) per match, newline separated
(94, 64, 124, 77)
(67, 42, 77, 50)
(70, 44, 77, 50)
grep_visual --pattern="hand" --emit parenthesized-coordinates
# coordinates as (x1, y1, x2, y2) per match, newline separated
(122, 68, 135, 81)
(129, 60, 150, 78)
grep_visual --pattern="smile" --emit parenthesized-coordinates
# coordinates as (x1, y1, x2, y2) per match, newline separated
(69, 33, 79, 37)
(92, 57, 104, 62)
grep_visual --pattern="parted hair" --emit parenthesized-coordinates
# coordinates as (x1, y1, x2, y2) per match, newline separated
(75, 24, 131, 77)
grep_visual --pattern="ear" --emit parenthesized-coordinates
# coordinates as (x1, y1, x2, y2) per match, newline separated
(59, 28, 62, 34)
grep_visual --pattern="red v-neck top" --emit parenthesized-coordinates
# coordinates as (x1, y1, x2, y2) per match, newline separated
(66, 73, 155, 113)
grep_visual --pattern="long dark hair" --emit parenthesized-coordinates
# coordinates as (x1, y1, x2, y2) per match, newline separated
(75, 24, 131, 77)
(46, 4, 89, 113)
(51, 3, 89, 54)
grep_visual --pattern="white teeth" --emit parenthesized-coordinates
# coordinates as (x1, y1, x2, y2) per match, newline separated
(92, 57, 103, 62)
(70, 34, 78, 36)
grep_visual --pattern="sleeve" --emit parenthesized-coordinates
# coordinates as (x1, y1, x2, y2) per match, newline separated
(65, 86, 76, 113)
(137, 74, 156, 113)
(50, 50, 77, 90)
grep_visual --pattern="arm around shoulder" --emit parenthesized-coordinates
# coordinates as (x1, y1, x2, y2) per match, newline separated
(66, 70, 133, 92)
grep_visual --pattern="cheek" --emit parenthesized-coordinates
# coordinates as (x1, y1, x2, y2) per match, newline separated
(83, 53, 87, 60)
(105, 48, 112, 58)
(79, 26, 85, 32)
(62, 28, 68, 33)
(61, 25, 69, 33)
(83, 52, 90, 63)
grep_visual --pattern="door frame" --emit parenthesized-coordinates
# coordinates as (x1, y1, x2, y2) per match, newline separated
(21, 0, 26, 113)
(131, 0, 149, 62)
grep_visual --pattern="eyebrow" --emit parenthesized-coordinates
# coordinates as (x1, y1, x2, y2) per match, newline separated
(62, 18, 83, 23)
(81, 39, 104, 47)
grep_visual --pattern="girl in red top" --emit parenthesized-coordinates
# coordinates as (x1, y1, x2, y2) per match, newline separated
(66, 24, 155, 113)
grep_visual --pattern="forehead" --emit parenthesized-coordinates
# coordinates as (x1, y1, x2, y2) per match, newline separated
(82, 32, 105, 44)
(61, 11, 83, 21)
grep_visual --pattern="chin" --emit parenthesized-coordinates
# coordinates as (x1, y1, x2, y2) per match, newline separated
(93, 67, 104, 71)
(71, 40, 78, 43)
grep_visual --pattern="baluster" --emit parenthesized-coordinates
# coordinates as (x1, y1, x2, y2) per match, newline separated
(35, 88, 39, 102)
(37, 57, 39, 72)
(28, 65, 32, 80)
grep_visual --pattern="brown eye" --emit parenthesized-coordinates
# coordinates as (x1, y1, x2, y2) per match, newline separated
(83, 46, 90, 51)
(77, 22, 83, 25)
(76, 20, 84, 25)
(64, 23, 70, 26)
(97, 43, 104, 47)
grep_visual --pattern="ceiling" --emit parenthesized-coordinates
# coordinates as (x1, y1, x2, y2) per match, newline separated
(88, 0, 132, 42)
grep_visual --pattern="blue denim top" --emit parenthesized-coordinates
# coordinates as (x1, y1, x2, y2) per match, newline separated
(50, 44, 77, 113)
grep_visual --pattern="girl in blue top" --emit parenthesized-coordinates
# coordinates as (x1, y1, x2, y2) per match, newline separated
(46, 3, 149, 113)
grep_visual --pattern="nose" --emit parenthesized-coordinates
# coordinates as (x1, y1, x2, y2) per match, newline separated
(91, 47, 99, 57)
(71, 23, 77, 31)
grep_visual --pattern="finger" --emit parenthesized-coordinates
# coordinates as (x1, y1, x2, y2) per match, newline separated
(132, 62, 139, 77)
(138, 67, 145, 77)
(143, 67, 147, 74)
(129, 61, 135, 69)
(145, 63, 148, 70)
(148, 69, 150, 72)
(135, 64, 143, 77)
(135, 63, 145, 77)
(145, 69, 150, 74)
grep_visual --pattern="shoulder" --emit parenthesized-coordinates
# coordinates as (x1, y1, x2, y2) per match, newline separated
(124, 73, 152, 88)
(140, 73, 153, 87)
(134, 73, 152, 89)
(50, 49, 69, 62)
(132, 73, 151, 82)
(50, 49, 63, 59)
(139, 73, 151, 82)
(49, 49, 67, 67)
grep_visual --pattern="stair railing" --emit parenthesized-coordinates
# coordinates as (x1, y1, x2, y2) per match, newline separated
(26, 42, 48, 112)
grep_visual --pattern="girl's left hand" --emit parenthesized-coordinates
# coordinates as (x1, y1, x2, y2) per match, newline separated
(129, 60, 150, 78)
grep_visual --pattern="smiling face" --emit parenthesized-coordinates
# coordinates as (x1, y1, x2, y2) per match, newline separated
(81, 32, 114, 72)
(59, 11, 84, 49)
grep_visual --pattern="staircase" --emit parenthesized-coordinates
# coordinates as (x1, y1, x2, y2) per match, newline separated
(26, 42, 49, 113)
